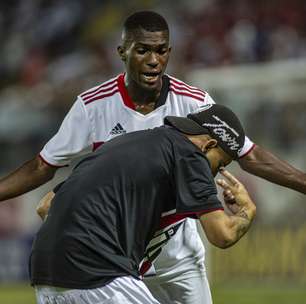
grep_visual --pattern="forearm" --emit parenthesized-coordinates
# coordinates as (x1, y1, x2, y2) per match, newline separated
(200, 205, 256, 249)
(239, 145, 306, 194)
(0, 156, 57, 201)
(223, 206, 256, 248)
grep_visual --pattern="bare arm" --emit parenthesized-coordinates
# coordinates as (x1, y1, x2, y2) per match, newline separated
(0, 155, 57, 202)
(239, 145, 306, 194)
(200, 170, 256, 249)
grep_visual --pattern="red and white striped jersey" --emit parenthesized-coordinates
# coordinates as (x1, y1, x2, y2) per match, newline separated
(40, 74, 254, 167)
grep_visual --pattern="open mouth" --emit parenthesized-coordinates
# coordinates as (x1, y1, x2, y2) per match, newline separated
(142, 72, 160, 82)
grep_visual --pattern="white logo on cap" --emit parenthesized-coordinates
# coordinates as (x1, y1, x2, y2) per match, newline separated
(202, 115, 240, 151)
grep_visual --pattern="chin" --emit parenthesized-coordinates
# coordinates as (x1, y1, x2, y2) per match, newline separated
(140, 82, 160, 91)
(212, 168, 218, 177)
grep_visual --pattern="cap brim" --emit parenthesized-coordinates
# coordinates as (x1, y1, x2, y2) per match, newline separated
(164, 116, 209, 135)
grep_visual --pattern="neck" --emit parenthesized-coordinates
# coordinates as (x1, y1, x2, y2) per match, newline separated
(125, 75, 162, 105)
(185, 135, 205, 152)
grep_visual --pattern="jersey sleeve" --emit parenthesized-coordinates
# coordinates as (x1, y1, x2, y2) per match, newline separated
(40, 97, 93, 167)
(238, 136, 255, 158)
(174, 151, 223, 216)
(204, 92, 216, 105)
(204, 93, 255, 159)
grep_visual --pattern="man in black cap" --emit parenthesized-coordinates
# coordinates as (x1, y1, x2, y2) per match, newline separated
(32, 104, 256, 304)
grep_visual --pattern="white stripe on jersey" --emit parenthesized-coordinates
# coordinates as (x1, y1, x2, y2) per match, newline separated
(161, 209, 176, 217)
(84, 87, 120, 105)
(82, 82, 118, 101)
(167, 75, 207, 94)
(81, 76, 118, 98)
(169, 82, 206, 97)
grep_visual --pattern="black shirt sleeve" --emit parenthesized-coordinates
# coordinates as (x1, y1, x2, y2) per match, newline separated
(174, 151, 223, 216)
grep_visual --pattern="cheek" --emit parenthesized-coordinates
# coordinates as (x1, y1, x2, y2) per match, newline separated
(205, 151, 218, 173)
(126, 58, 139, 75)
(160, 55, 169, 66)
(130, 56, 145, 71)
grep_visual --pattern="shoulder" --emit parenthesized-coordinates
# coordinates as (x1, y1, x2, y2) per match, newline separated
(154, 127, 192, 152)
(167, 75, 208, 102)
(78, 74, 122, 106)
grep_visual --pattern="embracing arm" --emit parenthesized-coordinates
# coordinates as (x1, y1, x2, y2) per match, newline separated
(0, 155, 57, 202)
(239, 145, 306, 194)
(199, 170, 256, 249)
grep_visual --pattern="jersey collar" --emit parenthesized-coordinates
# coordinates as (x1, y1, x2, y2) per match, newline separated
(117, 73, 169, 110)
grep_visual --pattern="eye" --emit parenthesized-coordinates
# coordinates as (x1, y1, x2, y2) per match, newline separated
(136, 48, 147, 55)
(158, 48, 168, 55)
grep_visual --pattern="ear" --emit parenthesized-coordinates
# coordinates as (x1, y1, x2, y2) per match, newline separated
(117, 46, 126, 62)
(202, 139, 218, 153)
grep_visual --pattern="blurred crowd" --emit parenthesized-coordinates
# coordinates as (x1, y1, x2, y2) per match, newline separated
(0, 0, 306, 169)
(0, 0, 306, 281)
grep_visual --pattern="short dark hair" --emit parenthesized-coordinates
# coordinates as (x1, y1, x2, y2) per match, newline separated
(123, 11, 169, 33)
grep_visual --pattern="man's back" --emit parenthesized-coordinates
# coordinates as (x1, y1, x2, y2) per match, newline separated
(31, 126, 220, 290)
(30, 126, 221, 289)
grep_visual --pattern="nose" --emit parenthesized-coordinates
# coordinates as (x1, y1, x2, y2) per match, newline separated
(147, 52, 159, 67)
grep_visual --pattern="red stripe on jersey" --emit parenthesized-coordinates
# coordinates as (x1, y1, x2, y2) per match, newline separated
(84, 89, 119, 105)
(168, 76, 206, 94)
(169, 85, 205, 99)
(169, 88, 205, 102)
(159, 213, 189, 230)
(159, 208, 224, 229)
(81, 78, 118, 98)
(83, 83, 118, 101)
(92, 141, 104, 151)
(117, 74, 136, 110)
(169, 80, 206, 96)
(239, 143, 256, 159)
(140, 261, 152, 276)
(38, 154, 68, 168)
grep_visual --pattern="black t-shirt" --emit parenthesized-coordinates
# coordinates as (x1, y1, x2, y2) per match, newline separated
(30, 126, 222, 289)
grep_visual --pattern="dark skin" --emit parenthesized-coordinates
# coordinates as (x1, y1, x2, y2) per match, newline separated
(117, 28, 171, 114)
(0, 28, 306, 202)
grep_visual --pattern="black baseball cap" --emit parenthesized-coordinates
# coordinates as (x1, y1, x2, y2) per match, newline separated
(164, 104, 245, 159)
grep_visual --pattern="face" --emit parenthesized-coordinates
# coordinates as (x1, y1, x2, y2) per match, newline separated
(118, 28, 171, 91)
(205, 146, 232, 177)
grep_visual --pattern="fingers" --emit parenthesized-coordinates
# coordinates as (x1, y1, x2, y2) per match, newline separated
(223, 189, 235, 201)
(216, 178, 231, 191)
(219, 169, 240, 187)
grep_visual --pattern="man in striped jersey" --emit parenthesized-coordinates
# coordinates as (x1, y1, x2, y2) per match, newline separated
(1, 11, 306, 304)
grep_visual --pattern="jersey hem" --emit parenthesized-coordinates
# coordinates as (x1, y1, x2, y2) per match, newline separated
(31, 273, 139, 290)
(196, 207, 224, 217)
(239, 143, 256, 159)
(144, 268, 208, 283)
(38, 154, 68, 168)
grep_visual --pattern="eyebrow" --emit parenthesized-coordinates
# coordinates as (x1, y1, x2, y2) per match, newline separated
(134, 42, 168, 48)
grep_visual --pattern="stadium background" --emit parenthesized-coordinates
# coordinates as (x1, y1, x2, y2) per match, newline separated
(0, 0, 306, 303)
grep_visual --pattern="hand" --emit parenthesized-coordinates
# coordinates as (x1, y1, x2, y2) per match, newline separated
(222, 188, 239, 214)
(36, 191, 54, 221)
(217, 169, 255, 215)
(223, 188, 236, 204)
